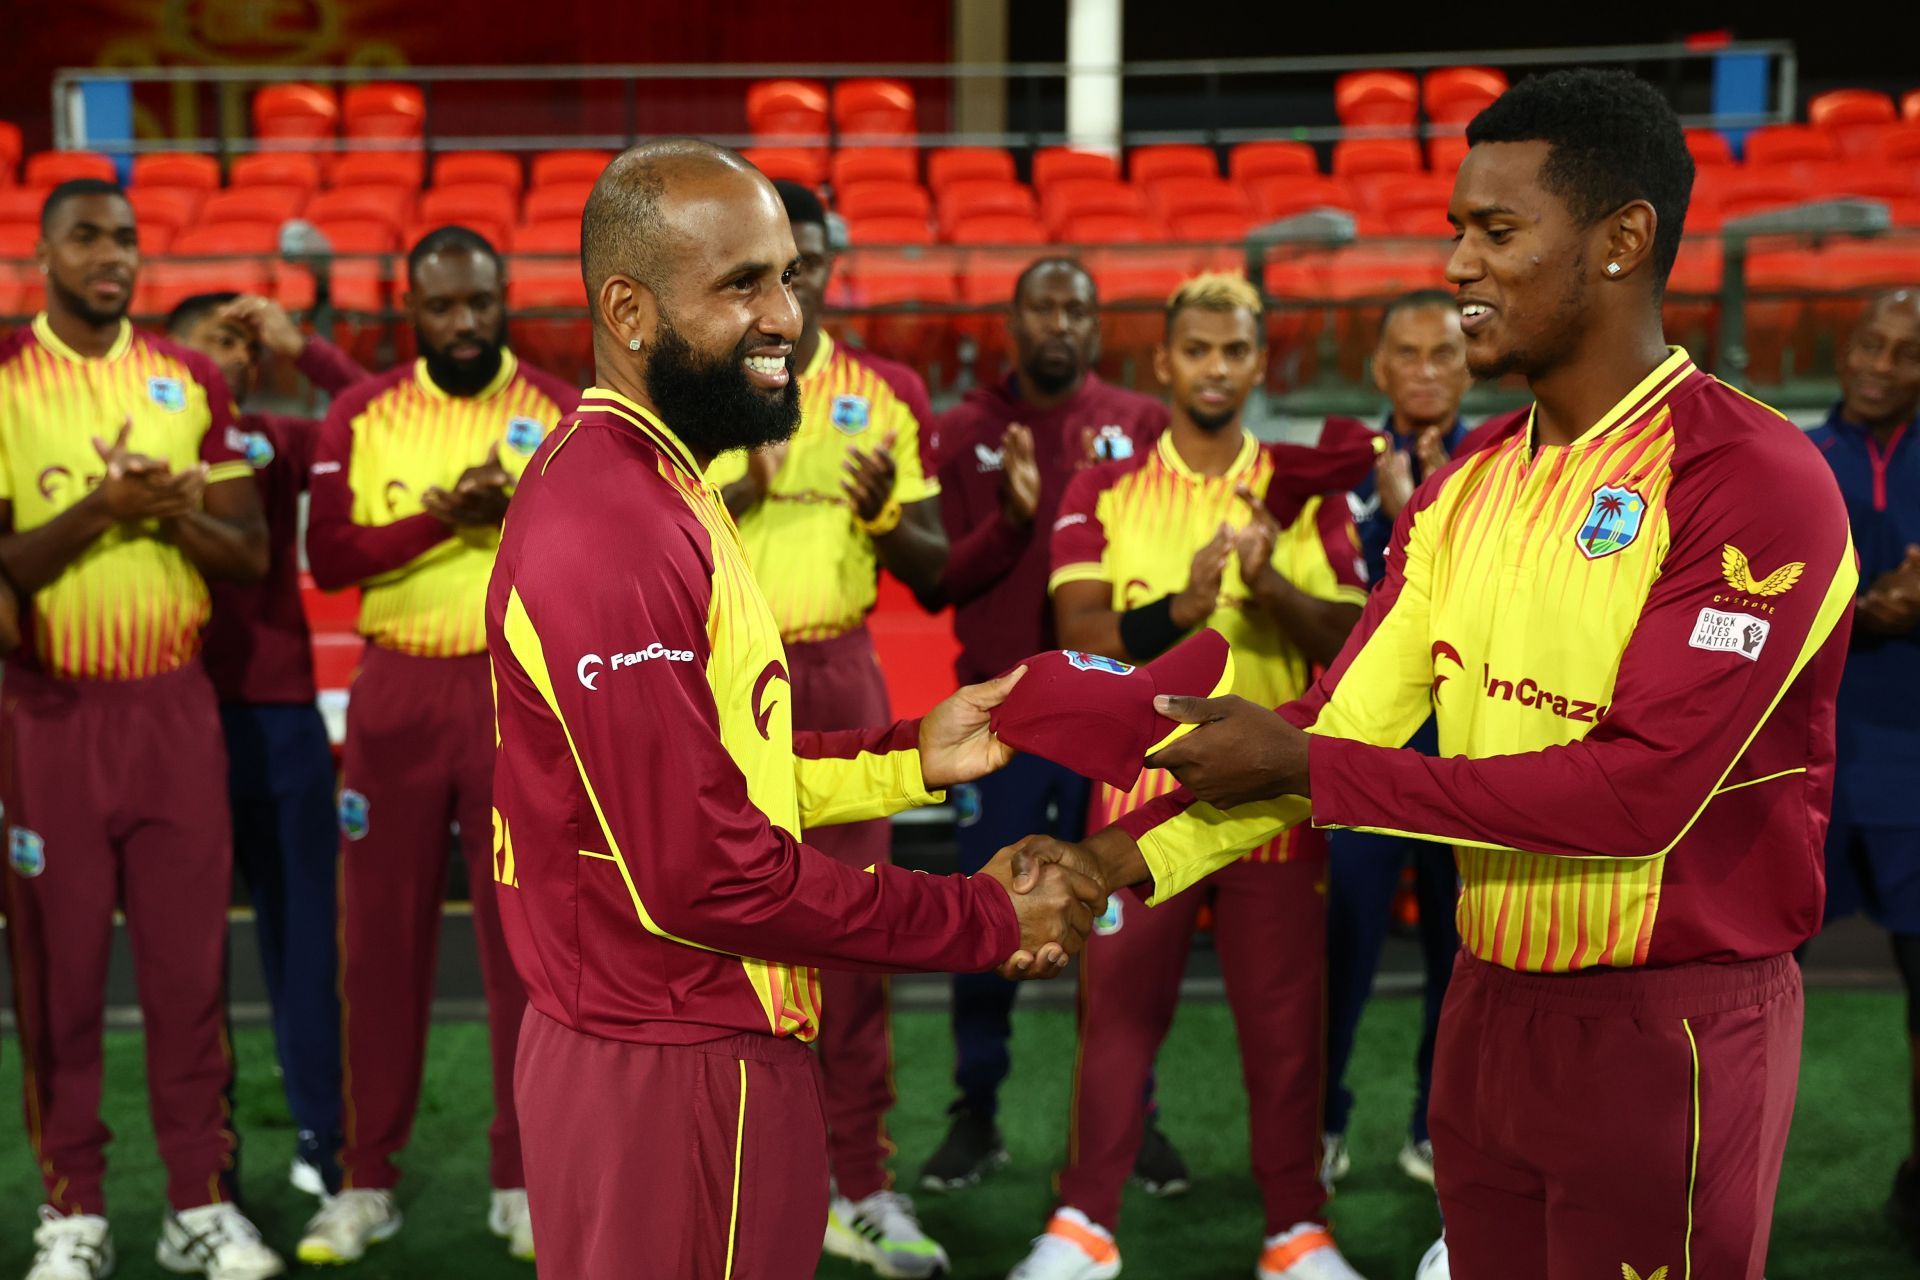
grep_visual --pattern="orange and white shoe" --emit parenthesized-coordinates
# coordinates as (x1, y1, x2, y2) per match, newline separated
(1256, 1223, 1367, 1280)
(1006, 1208, 1122, 1280)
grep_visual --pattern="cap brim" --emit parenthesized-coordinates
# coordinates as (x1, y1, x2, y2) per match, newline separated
(1143, 629, 1236, 757)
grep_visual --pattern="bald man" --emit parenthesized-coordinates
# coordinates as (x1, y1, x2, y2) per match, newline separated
(482, 140, 1103, 1280)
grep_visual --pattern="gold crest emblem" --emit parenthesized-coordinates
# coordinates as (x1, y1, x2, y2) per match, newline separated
(1721, 544, 1804, 597)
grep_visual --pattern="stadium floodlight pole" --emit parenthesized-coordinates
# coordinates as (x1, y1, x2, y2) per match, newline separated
(1715, 198, 1891, 389)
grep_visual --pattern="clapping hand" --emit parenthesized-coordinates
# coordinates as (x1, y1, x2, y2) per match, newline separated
(842, 431, 898, 522)
(424, 446, 512, 528)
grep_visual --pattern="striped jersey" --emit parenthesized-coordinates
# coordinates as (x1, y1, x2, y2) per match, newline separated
(1050, 429, 1367, 861)
(1114, 350, 1857, 971)
(487, 386, 1016, 1047)
(307, 350, 572, 657)
(0, 314, 249, 680)
(706, 332, 938, 642)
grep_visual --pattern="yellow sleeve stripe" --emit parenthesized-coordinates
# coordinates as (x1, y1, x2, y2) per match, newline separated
(795, 750, 943, 827)
(1330, 584, 1369, 608)
(206, 461, 255, 486)
(1048, 563, 1108, 593)
(501, 586, 719, 954)
(1139, 795, 1311, 905)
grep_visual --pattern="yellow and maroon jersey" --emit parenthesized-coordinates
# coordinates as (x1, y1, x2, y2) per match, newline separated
(0, 314, 249, 680)
(487, 387, 1016, 1047)
(1114, 351, 1857, 971)
(1049, 429, 1366, 861)
(306, 350, 573, 657)
(706, 332, 939, 642)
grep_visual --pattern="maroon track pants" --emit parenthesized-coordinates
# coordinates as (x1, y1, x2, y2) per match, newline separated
(1433, 952, 1803, 1280)
(1058, 853, 1330, 1234)
(1, 662, 237, 1214)
(790, 626, 897, 1201)
(336, 645, 527, 1190)
(516, 1009, 829, 1280)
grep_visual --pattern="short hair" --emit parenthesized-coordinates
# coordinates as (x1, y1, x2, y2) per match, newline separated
(164, 291, 241, 337)
(41, 178, 128, 231)
(581, 138, 755, 307)
(1012, 256, 1096, 307)
(1466, 68, 1693, 293)
(1377, 289, 1458, 342)
(1164, 272, 1265, 339)
(406, 225, 503, 289)
(773, 179, 827, 231)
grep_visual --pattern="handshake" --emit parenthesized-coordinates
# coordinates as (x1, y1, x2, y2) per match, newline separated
(975, 835, 1114, 981)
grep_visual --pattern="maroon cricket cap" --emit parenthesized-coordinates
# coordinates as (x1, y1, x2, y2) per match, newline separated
(988, 630, 1235, 791)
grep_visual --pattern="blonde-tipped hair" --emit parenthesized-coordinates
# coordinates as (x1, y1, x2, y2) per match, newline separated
(1164, 271, 1265, 336)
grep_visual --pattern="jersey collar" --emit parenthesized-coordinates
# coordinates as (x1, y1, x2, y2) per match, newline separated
(575, 385, 704, 481)
(1526, 346, 1695, 453)
(802, 330, 835, 381)
(33, 312, 133, 363)
(1155, 427, 1259, 482)
(414, 347, 519, 401)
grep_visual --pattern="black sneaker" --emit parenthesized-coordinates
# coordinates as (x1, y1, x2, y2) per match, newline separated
(1131, 1120, 1191, 1197)
(1889, 1158, 1920, 1257)
(917, 1110, 1009, 1193)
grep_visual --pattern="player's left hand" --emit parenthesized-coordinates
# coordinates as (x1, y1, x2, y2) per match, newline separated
(1231, 484, 1280, 592)
(841, 431, 898, 521)
(426, 446, 512, 527)
(1144, 693, 1309, 808)
(1413, 423, 1452, 478)
(919, 665, 1026, 790)
(216, 295, 306, 359)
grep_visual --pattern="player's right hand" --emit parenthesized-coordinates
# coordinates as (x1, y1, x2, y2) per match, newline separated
(1171, 525, 1231, 629)
(92, 419, 179, 521)
(977, 840, 1106, 980)
(1375, 448, 1415, 519)
(998, 423, 1041, 525)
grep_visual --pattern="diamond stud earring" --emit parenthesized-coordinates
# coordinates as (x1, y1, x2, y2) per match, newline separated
(628, 337, 642, 350)
(1606, 262, 1622, 276)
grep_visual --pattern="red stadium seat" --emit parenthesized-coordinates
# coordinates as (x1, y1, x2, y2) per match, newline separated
(1229, 141, 1318, 185)
(529, 151, 613, 189)
(1248, 175, 1361, 220)
(845, 216, 934, 245)
(1824, 164, 1918, 202)
(1872, 124, 1920, 169)
(836, 181, 931, 223)
(927, 147, 1015, 194)
(1041, 178, 1144, 236)
(1061, 213, 1166, 244)
(948, 215, 1047, 245)
(1426, 135, 1470, 174)
(842, 245, 957, 364)
(342, 83, 425, 142)
(1713, 169, 1808, 221)
(1332, 137, 1421, 179)
(127, 187, 199, 241)
(230, 152, 322, 193)
(832, 149, 917, 189)
(833, 79, 916, 138)
(522, 182, 593, 228)
(1743, 125, 1836, 168)
(26, 151, 117, 188)
(1129, 144, 1217, 188)
(1907, 91, 1920, 122)
(252, 84, 338, 144)
(1148, 178, 1252, 223)
(740, 147, 827, 187)
(1684, 130, 1735, 168)
(0, 122, 23, 184)
(435, 151, 524, 195)
(746, 80, 829, 140)
(1169, 211, 1256, 241)
(132, 153, 220, 192)
(330, 151, 424, 190)
(936, 180, 1037, 236)
(1423, 66, 1507, 125)
(0, 188, 44, 227)
(1033, 148, 1120, 190)
(297, 218, 398, 313)
(1334, 71, 1418, 128)
(509, 220, 587, 307)
(0, 223, 37, 258)
(305, 187, 415, 238)
(143, 223, 277, 314)
(1809, 89, 1899, 158)
(1368, 173, 1454, 235)
(201, 186, 306, 226)
(417, 184, 519, 247)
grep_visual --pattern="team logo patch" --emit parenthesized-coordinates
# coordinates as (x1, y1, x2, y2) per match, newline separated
(505, 417, 546, 456)
(1689, 608, 1769, 661)
(147, 376, 187, 412)
(950, 783, 982, 829)
(1090, 424, 1134, 461)
(1721, 544, 1803, 597)
(1093, 892, 1124, 936)
(9, 827, 45, 878)
(244, 431, 275, 469)
(830, 395, 871, 433)
(339, 790, 371, 841)
(1064, 650, 1134, 676)
(1574, 485, 1646, 560)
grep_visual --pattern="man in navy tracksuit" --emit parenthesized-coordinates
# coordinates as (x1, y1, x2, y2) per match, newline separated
(1808, 289, 1920, 1254)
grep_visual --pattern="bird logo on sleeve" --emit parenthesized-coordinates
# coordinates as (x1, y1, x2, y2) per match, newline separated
(1720, 544, 1804, 597)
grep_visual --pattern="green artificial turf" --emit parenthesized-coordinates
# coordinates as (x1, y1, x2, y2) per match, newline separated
(0, 990, 1904, 1277)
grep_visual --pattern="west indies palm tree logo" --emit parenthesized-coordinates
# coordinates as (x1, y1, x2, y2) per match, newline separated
(1575, 485, 1647, 560)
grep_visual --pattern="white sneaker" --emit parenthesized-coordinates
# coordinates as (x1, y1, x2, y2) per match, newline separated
(289, 1159, 325, 1199)
(1007, 1208, 1121, 1280)
(27, 1208, 114, 1280)
(1397, 1139, 1435, 1187)
(1319, 1133, 1350, 1186)
(296, 1190, 401, 1265)
(1257, 1223, 1367, 1280)
(486, 1189, 534, 1262)
(156, 1204, 285, 1280)
(823, 1189, 949, 1278)
(1414, 1235, 1449, 1280)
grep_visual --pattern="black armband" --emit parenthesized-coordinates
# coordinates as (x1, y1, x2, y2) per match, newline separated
(1118, 594, 1184, 662)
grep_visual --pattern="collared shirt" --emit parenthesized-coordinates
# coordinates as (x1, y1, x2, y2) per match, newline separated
(705, 331, 939, 643)
(306, 349, 574, 657)
(1808, 405, 1920, 826)
(1115, 350, 1857, 972)
(1345, 413, 1469, 585)
(0, 314, 248, 680)
(486, 387, 1016, 1046)
(1050, 429, 1366, 862)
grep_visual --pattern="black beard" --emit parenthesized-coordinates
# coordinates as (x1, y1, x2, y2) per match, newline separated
(1468, 261, 1589, 382)
(49, 276, 129, 328)
(421, 327, 506, 396)
(646, 320, 801, 458)
(1024, 359, 1080, 395)
(1188, 404, 1239, 432)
